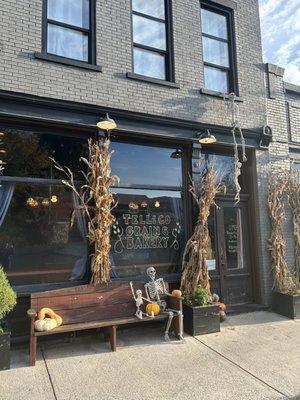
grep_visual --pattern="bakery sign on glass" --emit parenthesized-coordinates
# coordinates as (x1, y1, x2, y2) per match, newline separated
(112, 212, 181, 254)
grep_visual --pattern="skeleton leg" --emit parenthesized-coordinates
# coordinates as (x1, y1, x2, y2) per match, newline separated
(164, 309, 184, 341)
(164, 311, 174, 341)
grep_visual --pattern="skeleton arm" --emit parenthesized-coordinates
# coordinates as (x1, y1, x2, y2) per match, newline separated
(160, 279, 171, 296)
(130, 281, 137, 301)
(144, 283, 151, 302)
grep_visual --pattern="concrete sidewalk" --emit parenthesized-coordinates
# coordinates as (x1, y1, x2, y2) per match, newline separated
(1, 311, 299, 400)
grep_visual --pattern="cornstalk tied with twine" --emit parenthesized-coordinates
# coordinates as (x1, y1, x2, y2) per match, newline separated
(180, 163, 222, 295)
(52, 136, 119, 285)
(267, 172, 290, 292)
(287, 169, 300, 284)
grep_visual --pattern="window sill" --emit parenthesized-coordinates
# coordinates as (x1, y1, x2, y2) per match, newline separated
(126, 72, 180, 88)
(200, 88, 243, 102)
(34, 52, 103, 72)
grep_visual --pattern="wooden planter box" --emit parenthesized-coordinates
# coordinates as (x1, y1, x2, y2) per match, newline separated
(183, 303, 220, 336)
(272, 291, 300, 320)
(0, 331, 11, 371)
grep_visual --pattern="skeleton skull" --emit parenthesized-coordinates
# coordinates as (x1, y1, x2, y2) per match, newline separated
(146, 267, 156, 281)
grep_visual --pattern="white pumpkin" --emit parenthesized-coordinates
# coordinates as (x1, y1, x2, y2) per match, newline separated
(34, 318, 58, 332)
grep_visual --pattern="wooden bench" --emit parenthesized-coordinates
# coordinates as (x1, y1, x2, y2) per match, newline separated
(27, 282, 182, 366)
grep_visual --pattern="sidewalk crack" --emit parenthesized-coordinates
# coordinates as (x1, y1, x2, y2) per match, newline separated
(193, 337, 290, 399)
(41, 347, 58, 400)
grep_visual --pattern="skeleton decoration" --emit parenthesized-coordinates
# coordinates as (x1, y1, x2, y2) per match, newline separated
(129, 281, 154, 320)
(144, 267, 184, 341)
(225, 92, 247, 204)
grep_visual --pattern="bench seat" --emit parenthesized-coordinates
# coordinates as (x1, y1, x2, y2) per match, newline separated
(27, 282, 182, 366)
(34, 314, 168, 336)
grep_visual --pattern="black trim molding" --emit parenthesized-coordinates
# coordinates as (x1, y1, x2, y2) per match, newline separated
(200, 88, 243, 101)
(0, 89, 262, 148)
(34, 52, 103, 72)
(126, 72, 179, 88)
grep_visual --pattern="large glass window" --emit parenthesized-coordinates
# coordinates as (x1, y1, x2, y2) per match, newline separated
(201, 4, 236, 93)
(0, 129, 88, 287)
(199, 152, 245, 194)
(132, 0, 173, 80)
(110, 142, 185, 278)
(44, 0, 95, 63)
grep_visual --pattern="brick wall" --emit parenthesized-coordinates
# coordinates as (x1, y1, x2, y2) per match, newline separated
(256, 64, 300, 304)
(0, 0, 266, 130)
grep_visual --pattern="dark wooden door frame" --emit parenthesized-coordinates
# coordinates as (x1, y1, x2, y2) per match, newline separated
(210, 197, 254, 305)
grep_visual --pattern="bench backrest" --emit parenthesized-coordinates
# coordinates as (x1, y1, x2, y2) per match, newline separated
(30, 281, 169, 325)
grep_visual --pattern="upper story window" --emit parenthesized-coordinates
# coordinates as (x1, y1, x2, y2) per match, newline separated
(131, 0, 173, 81)
(201, 3, 236, 94)
(44, 0, 95, 63)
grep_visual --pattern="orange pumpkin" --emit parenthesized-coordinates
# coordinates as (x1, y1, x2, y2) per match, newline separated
(171, 289, 182, 298)
(218, 302, 226, 312)
(146, 303, 160, 316)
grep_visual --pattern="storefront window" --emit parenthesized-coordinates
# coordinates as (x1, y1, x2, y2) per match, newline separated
(110, 142, 185, 278)
(200, 152, 244, 194)
(0, 129, 88, 287)
(111, 142, 182, 187)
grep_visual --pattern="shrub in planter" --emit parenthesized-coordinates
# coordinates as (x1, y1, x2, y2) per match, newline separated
(183, 285, 220, 336)
(0, 266, 17, 370)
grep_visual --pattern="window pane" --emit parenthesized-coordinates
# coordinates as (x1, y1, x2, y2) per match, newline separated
(132, 0, 165, 19)
(0, 183, 88, 286)
(203, 36, 229, 67)
(110, 189, 184, 278)
(204, 66, 228, 93)
(1, 129, 87, 180)
(199, 153, 245, 193)
(111, 142, 182, 187)
(201, 8, 228, 39)
(224, 208, 245, 269)
(47, 24, 88, 61)
(48, 0, 90, 28)
(133, 15, 166, 50)
(133, 47, 165, 79)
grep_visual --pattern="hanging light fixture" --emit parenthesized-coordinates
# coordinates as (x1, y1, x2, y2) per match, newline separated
(196, 130, 217, 144)
(96, 113, 117, 131)
(170, 149, 182, 159)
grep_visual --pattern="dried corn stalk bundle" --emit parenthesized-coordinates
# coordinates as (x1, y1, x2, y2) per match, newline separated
(287, 170, 300, 284)
(52, 137, 119, 285)
(267, 173, 290, 292)
(180, 164, 221, 295)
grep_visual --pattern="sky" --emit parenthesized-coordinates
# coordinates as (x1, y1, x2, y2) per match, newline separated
(258, 0, 300, 85)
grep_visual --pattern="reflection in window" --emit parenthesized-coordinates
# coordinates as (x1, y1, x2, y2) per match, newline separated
(201, 6, 233, 93)
(2, 129, 87, 180)
(111, 142, 182, 187)
(0, 129, 88, 287)
(132, 0, 172, 80)
(46, 0, 93, 62)
(110, 189, 184, 278)
(206, 210, 217, 271)
(200, 153, 242, 194)
(0, 183, 87, 286)
(224, 207, 244, 269)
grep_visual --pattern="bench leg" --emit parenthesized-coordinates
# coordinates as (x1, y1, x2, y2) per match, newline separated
(29, 335, 37, 367)
(108, 325, 117, 352)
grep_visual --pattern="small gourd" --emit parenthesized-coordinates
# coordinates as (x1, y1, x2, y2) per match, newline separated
(38, 307, 63, 327)
(171, 289, 182, 298)
(146, 302, 160, 316)
(34, 318, 58, 332)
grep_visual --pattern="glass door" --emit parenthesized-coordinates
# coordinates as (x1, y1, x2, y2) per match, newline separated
(208, 200, 253, 305)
